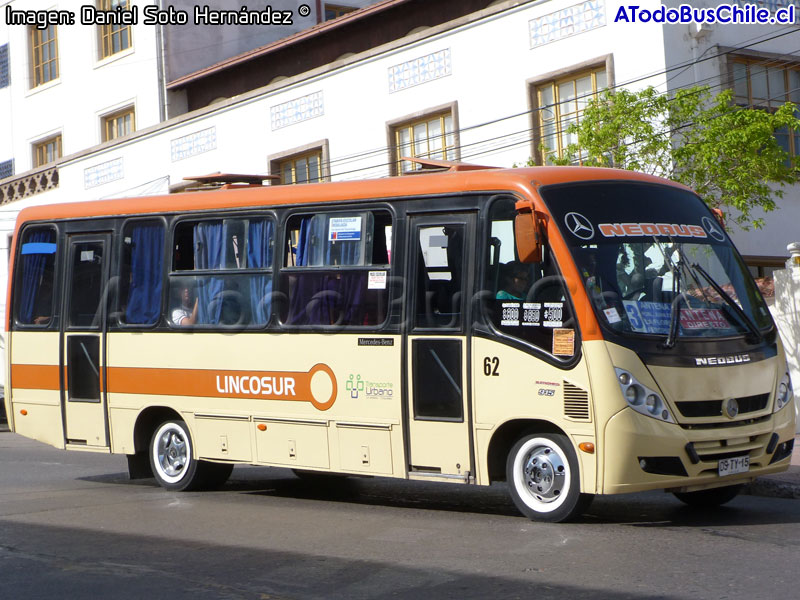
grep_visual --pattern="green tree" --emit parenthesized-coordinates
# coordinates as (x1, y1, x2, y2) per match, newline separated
(542, 86, 800, 229)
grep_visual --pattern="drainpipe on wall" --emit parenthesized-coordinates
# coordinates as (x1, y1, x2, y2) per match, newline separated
(688, 22, 712, 83)
(155, 0, 168, 122)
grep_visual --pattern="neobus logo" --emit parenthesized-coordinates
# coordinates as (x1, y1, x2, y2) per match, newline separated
(599, 223, 707, 238)
(694, 354, 751, 367)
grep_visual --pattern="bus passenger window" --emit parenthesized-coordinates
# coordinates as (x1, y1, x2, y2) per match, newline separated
(15, 226, 57, 326)
(168, 217, 275, 327)
(482, 197, 574, 357)
(119, 221, 165, 325)
(280, 210, 392, 328)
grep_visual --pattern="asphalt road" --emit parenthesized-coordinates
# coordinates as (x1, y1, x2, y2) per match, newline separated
(1, 432, 799, 600)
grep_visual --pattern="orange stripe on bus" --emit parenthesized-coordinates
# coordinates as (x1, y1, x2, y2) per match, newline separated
(10, 364, 60, 390)
(14, 168, 688, 225)
(106, 363, 337, 411)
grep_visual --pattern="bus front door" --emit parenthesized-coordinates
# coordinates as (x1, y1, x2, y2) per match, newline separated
(61, 234, 111, 448)
(406, 214, 475, 481)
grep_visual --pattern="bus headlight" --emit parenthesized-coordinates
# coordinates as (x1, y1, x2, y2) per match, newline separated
(625, 384, 643, 405)
(615, 368, 674, 423)
(775, 371, 793, 413)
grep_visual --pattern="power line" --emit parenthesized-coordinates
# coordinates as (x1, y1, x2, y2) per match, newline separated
(6, 5, 800, 181)
(322, 34, 800, 179)
(318, 26, 800, 173)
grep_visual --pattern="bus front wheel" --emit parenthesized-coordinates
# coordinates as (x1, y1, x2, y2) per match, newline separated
(149, 420, 233, 491)
(506, 433, 593, 522)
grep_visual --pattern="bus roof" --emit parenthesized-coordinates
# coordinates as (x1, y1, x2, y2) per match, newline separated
(14, 166, 689, 226)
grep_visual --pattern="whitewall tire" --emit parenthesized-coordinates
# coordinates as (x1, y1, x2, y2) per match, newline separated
(506, 433, 593, 522)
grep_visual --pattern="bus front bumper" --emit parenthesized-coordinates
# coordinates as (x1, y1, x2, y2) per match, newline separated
(601, 404, 796, 495)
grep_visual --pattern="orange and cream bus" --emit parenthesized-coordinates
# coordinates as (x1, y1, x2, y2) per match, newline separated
(3, 165, 796, 522)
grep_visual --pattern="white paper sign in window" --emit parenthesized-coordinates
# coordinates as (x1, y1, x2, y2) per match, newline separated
(368, 270, 387, 289)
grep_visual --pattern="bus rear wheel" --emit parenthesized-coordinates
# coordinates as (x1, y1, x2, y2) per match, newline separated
(506, 433, 593, 522)
(149, 420, 232, 491)
(673, 484, 742, 507)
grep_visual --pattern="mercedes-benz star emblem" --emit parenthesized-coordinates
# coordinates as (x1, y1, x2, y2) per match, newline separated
(564, 212, 595, 240)
(724, 398, 739, 419)
(701, 216, 726, 242)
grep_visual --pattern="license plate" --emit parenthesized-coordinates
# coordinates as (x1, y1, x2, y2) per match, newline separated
(718, 456, 750, 477)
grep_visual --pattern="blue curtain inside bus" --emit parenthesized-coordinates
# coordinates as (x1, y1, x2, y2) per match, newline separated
(247, 219, 274, 324)
(295, 216, 320, 266)
(194, 221, 226, 324)
(18, 229, 56, 324)
(125, 223, 164, 324)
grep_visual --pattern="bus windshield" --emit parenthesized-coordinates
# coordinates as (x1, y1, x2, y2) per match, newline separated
(541, 181, 773, 340)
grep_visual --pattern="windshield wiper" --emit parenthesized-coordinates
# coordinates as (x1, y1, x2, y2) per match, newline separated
(654, 239, 685, 349)
(673, 242, 713, 305)
(690, 262, 763, 343)
(663, 294, 682, 349)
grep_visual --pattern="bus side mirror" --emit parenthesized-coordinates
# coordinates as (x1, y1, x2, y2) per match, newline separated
(711, 208, 726, 229)
(514, 210, 543, 263)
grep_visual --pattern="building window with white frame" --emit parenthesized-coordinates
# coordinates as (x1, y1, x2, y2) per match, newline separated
(392, 111, 457, 175)
(534, 67, 607, 164)
(30, 25, 59, 87)
(102, 106, 135, 142)
(98, 0, 132, 59)
(33, 135, 62, 167)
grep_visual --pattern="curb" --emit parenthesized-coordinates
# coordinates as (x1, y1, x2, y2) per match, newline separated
(743, 437, 800, 500)
(744, 477, 800, 500)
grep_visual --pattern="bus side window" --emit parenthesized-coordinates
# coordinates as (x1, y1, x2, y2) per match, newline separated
(482, 197, 575, 357)
(15, 226, 58, 327)
(119, 220, 165, 326)
(168, 217, 274, 328)
(280, 210, 392, 328)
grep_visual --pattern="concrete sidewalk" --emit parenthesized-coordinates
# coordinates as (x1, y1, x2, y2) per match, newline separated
(0, 420, 798, 499)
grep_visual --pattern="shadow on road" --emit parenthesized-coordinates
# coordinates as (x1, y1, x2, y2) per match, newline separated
(80, 465, 800, 528)
(0, 517, 700, 600)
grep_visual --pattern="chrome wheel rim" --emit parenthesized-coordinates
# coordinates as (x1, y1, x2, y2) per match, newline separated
(513, 438, 571, 513)
(523, 445, 566, 502)
(153, 423, 190, 483)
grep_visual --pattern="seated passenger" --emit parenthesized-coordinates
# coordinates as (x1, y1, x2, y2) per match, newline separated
(496, 262, 530, 300)
(624, 272, 647, 300)
(172, 285, 198, 326)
